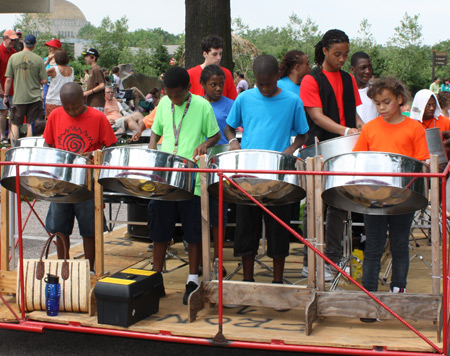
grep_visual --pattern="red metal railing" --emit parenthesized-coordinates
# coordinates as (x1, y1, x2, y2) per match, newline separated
(0, 157, 447, 355)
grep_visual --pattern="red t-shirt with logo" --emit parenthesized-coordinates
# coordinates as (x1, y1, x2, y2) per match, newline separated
(44, 106, 117, 153)
(0, 43, 16, 95)
(187, 64, 237, 100)
(300, 70, 362, 126)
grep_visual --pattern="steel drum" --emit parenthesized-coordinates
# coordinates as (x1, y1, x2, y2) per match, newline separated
(425, 128, 448, 166)
(1, 147, 93, 203)
(208, 149, 306, 205)
(99, 146, 196, 200)
(299, 133, 360, 161)
(207, 144, 229, 158)
(322, 152, 429, 215)
(15, 137, 46, 147)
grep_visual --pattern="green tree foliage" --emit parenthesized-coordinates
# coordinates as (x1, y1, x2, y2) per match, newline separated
(149, 44, 171, 77)
(77, 23, 97, 40)
(90, 16, 130, 69)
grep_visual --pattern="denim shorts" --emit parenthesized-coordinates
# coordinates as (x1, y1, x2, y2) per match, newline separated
(0, 95, 12, 110)
(45, 199, 95, 237)
(148, 196, 201, 244)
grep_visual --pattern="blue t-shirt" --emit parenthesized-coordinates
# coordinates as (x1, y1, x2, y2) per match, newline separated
(277, 76, 300, 96)
(226, 88, 309, 151)
(211, 96, 234, 145)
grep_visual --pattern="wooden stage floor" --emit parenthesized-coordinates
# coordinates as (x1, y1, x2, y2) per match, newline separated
(0, 226, 443, 353)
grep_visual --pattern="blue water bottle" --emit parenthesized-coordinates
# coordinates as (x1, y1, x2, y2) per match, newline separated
(45, 274, 60, 316)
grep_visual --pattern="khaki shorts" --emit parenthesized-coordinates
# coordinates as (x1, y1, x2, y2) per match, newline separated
(11, 101, 43, 125)
(111, 117, 126, 131)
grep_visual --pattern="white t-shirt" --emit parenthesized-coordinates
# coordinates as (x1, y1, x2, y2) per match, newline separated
(113, 73, 125, 98)
(357, 86, 378, 123)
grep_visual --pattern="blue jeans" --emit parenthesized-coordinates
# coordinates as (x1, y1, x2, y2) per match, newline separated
(362, 213, 414, 291)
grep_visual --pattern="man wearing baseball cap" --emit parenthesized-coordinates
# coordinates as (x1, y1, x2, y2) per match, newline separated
(82, 48, 105, 111)
(0, 30, 18, 144)
(3, 34, 47, 141)
(43, 38, 62, 116)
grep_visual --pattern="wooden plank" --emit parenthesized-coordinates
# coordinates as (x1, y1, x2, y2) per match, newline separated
(305, 157, 315, 288)
(0, 270, 16, 294)
(93, 150, 104, 276)
(304, 291, 318, 336)
(0, 148, 10, 271)
(315, 291, 441, 321)
(199, 157, 211, 281)
(314, 156, 324, 290)
(204, 280, 313, 310)
(429, 155, 440, 296)
(188, 280, 206, 323)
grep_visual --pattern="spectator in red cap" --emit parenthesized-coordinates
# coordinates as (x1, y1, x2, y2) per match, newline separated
(13, 29, 23, 52)
(43, 38, 62, 116)
(0, 30, 18, 144)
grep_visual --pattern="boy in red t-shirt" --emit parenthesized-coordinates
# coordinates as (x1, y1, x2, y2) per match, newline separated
(187, 35, 237, 100)
(43, 83, 117, 272)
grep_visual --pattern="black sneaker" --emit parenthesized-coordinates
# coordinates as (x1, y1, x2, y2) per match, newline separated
(360, 318, 377, 323)
(183, 281, 198, 305)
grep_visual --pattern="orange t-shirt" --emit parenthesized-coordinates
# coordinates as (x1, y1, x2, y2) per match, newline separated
(353, 116, 430, 161)
(420, 115, 450, 132)
(104, 98, 122, 121)
(142, 107, 163, 144)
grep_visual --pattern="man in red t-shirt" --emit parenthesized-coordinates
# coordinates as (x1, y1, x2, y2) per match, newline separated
(0, 30, 17, 143)
(44, 83, 116, 272)
(187, 35, 237, 100)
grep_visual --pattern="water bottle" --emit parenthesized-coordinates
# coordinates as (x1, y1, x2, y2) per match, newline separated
(44, 274, 60, 316)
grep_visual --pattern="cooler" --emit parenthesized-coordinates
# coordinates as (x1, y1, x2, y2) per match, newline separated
(94, 268, 163, 327)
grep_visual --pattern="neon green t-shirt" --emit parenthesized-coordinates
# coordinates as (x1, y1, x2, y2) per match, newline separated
(152, 94, 220, 196)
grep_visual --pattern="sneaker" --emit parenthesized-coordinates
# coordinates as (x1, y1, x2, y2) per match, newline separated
(302, 266, 334, 282)
(147, 244, 153, 252)
(390, 287, 406, 293)
(360, 317, 378, 323)
(183, 281, 198, 305)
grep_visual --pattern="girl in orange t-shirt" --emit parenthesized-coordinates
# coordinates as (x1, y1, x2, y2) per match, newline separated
(353, 78, 429, 315)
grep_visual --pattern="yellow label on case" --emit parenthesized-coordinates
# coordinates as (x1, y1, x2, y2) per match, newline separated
(121, 268, 156, 276)
(99, 277, 136, 285)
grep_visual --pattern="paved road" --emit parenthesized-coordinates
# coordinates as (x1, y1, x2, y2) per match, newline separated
(0, 328, 328, 356)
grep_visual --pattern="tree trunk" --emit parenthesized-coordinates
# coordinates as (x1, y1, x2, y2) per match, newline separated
(185, 0, 233, 72)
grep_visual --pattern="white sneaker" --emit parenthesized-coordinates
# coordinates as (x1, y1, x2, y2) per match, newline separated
(390, 287, 406, 293)
(302, 266, 334, 282)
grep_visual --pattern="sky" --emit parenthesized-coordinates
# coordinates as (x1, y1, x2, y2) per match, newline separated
(1, 0, 449, 46)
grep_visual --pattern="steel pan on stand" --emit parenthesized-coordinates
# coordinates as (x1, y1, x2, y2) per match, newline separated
(425, 128, 448, 170)
(208, 149, 306, 206)
(99, 146, 196, 200)
(1, 147, 93, 203)
(322, 152, 429, 215)
(299, 133, 360, 161)
(15, 137, 46, 148)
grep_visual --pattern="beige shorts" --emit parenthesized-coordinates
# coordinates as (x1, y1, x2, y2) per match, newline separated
(111, 117, 126, 131)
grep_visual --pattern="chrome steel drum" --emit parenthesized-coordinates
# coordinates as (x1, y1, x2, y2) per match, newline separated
(15, 137, 46, 147)
(425, 128, 447, 165)
(208, 149, 305, 205)
(299, 133, 360, 161)
(1, 147, 93, 203)
(207, 144, 229, 158)
(99, 146, 196, 200)
(322, 152, 428, 215)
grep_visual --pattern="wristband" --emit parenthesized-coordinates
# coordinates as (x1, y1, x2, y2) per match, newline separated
(344, 127, 350, 136)
(228, 137, 238, 144)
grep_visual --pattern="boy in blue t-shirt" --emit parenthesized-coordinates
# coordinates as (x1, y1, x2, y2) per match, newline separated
(224, 55, 309, 283)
